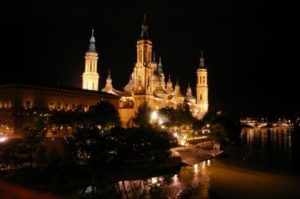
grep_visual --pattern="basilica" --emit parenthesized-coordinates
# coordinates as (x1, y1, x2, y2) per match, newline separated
(0, 16, 209, 134)
(82, 16, 209, 127)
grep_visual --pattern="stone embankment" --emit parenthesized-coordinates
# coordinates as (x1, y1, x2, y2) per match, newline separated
(171, 143, 223, 165)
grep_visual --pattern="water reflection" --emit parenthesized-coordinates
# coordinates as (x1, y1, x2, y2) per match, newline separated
(112, 160, 211, 199)
(240, 127, 295, 171)
(77, 127, 300, 199)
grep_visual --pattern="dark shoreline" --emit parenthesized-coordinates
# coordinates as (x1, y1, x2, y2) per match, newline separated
(0, 156, 182, 196)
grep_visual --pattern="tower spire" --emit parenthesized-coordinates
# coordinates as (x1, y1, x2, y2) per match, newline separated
(186, 82, 193, 97)
(89, 28, 96, 52)
(199, 50, 205, 68)
(140, 14, 149, 39)
(107, 69, 111, 79)
(82, 28, 99, 91)
(157, 57, 163, 74)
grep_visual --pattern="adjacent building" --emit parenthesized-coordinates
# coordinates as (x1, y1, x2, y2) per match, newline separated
(0, 84, 119, 134)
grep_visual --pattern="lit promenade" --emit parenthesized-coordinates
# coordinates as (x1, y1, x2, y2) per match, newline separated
(171, 144, 222, 165)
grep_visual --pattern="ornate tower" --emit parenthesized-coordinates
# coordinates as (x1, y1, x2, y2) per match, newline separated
(82, 29, 99, 91)
(102, 70, 113, 93)
(196, 51, 209, 118)
(134, 14, 153, 93)
(157, 57, 165, 89)
(174, 80, 182, 96)
(166, 74, 174, 94)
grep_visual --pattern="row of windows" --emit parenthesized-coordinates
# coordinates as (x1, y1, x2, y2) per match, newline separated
(0, 101, 12, 109)
(48, 103, 89, 112)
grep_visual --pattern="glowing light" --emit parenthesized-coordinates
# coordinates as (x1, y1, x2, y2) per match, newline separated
(158, 118, 163, 125)
(151, 111, 158, 121)
(180, 139, 186, 146)
(0, 137, 7, 142)
(151, 177, 158, 184)
(173, 174, 178, 184)
(193, 164, 199, 174)
(202, 161, 206, 169)
(173, 132, 178, 138)
(207, 159, 211, 166)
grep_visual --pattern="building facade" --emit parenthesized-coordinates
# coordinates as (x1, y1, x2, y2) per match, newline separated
(0, 84, 119, 134)
(97, 16, 209, 125)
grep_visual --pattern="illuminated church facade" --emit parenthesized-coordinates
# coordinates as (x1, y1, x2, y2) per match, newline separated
(82, 16, 209, 126)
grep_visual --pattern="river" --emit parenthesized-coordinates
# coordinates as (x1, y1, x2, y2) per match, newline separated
(77, 127, 300, 199)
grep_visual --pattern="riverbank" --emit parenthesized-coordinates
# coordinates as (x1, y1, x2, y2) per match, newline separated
(0, 155, 182, 196)
(171, 144, 223, 165)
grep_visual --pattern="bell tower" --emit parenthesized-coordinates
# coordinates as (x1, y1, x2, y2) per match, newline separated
(134, 14, 153, 93)
(196, 51, 209, 118)
(82, 28, 99, 91)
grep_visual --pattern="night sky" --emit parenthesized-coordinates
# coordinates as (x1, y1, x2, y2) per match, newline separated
(13, 1, 300, 117)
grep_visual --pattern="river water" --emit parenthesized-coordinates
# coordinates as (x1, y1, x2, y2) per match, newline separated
(78, 127, 300, 199)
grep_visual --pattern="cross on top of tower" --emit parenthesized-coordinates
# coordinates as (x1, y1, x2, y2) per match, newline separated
(140, 14, 149, 39)
(199, 50, 205, 68)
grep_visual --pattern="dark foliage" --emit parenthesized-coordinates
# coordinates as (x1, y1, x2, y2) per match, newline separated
(132, 102, 151, 127)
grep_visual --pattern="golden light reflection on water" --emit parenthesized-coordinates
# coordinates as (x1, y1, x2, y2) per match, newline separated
(113, 126, 300, 198)
(115, 160, 300, 199)
(209, 161, 300, 199)
(116, 160, 211, 199)
(74, 127, 300, 198)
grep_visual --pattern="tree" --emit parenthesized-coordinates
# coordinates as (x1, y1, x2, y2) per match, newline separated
(87, 101, 121, 129)
(132, 102, 151, 127)
(159, 103, 194, 127)
(205, 113, 242, 147)
(23, 116, 47, 168)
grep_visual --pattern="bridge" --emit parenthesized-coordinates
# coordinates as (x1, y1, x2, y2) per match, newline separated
(240, 118, 294, 128)
(240, 119, 268, 128)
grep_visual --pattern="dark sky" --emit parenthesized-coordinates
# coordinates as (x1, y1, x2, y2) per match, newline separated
(13, 0, 300, 117)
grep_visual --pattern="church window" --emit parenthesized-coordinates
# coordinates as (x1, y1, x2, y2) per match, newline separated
(200, 94, 202, 100)
(203, 76, 206, 84)
(200, 76, 202, 83)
